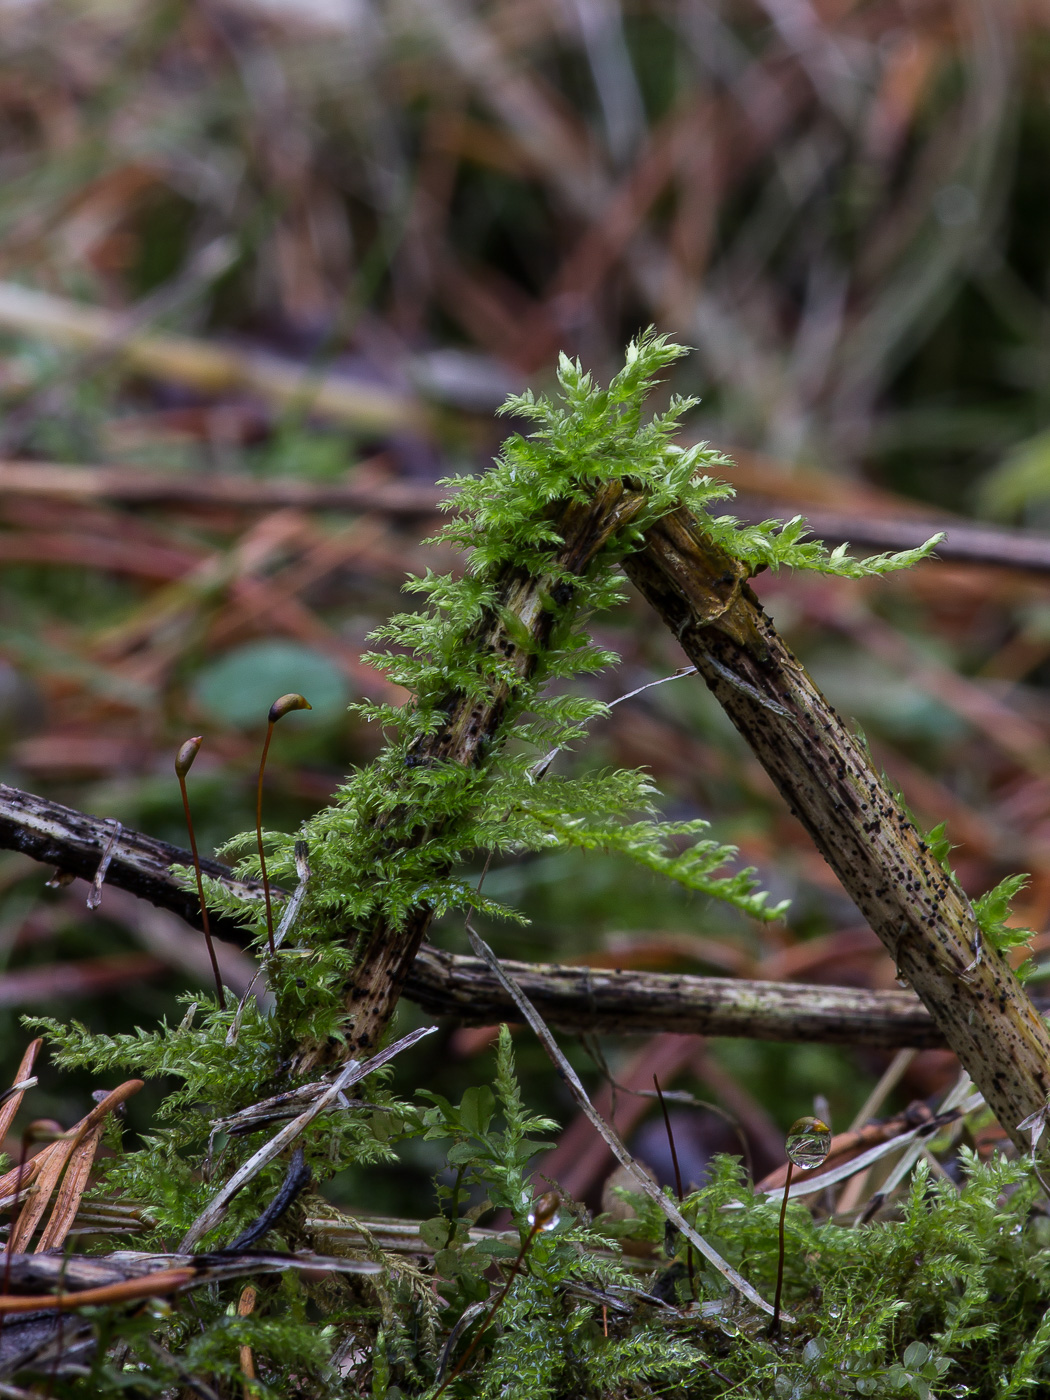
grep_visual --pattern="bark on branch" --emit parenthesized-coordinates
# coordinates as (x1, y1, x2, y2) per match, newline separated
(0, 782, 948, 1048)
(0, 782, 263, 938)
(405, 946, 944, 1048)
(624, 511, 1050, 1148)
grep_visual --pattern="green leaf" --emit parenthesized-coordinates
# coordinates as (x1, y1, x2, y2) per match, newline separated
(459, 1085, 496, 1137)
(447, 1141, 479, 1166)
(419, 1217, 453, 1250)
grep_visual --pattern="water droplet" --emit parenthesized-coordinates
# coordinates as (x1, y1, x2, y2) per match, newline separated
(786, 1116, 832, 1169)
(717, 1317, 741, 1338)
(827, 1305, 841, 1319)
(896, 976, 910, 990)
(950, 1388, 968, 1397)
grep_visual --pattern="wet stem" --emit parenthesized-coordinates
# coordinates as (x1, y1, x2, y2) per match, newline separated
(772, 1159, 793, 1336)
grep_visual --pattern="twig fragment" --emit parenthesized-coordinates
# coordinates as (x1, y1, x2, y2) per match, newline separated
(86, 821, 123, 912)
(180, 1026, 435, 1250)
(0, 1041, 42, 1144)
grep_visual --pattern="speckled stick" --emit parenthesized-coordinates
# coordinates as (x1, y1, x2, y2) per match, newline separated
(624, 507, 1050, 1150)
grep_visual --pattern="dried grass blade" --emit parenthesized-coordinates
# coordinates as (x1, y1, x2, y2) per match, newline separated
(466, 928, 780, 1318)
(5, 1081, 142, 1253)
(35, 1120, 105, 1253)
(0, 1140, 57, 1212)
(762, 1088, 985, 1203)
(837, 1048, 918, 1213)
(0, 1040, 42, 1145)
(856, 1075, 980, 1221)
(180, 1025, 436, 1251)
(847, 1049, 918, 1134)
(760, 1125, 933, 1203)
(7, 1138, 75, 1254)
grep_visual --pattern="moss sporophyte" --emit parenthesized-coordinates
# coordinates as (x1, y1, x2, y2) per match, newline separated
(256, 692, 312, 957)
(174, 735, 226, 1009)
(18, 334, 1050, 1397)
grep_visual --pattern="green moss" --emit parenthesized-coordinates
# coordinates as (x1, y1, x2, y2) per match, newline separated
(25, 334, 1003, 1400)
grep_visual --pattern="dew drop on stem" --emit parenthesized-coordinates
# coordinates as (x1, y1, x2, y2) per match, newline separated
(785, 1116, 832, 1170)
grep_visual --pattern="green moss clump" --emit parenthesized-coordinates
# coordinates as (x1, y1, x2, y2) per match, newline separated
(25, 334, 1024, 1400)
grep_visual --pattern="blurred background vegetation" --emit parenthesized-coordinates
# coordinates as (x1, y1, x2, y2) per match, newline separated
(0, 0, 1048, 1220)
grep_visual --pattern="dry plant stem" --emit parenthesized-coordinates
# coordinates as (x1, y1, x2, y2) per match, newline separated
(741, 499, 1050, 577)
(0, 1250, 389, 1301)
(177, 769, 226, 1009)
(623, 508, 1050, 1149)
(771, 1160, 793, 1336)
(0, 782, 265, 939)
(0, 783, 981, 1046)
(407, 946, 945, 1047)
(0, 282, 423, 436)
(7, 454, 1050, 576)
(0, 460, 443, 518)
(6, 466, 1050, 572)
(653, 1073, 695, 1301)
(0, 1268, 195, 1314)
